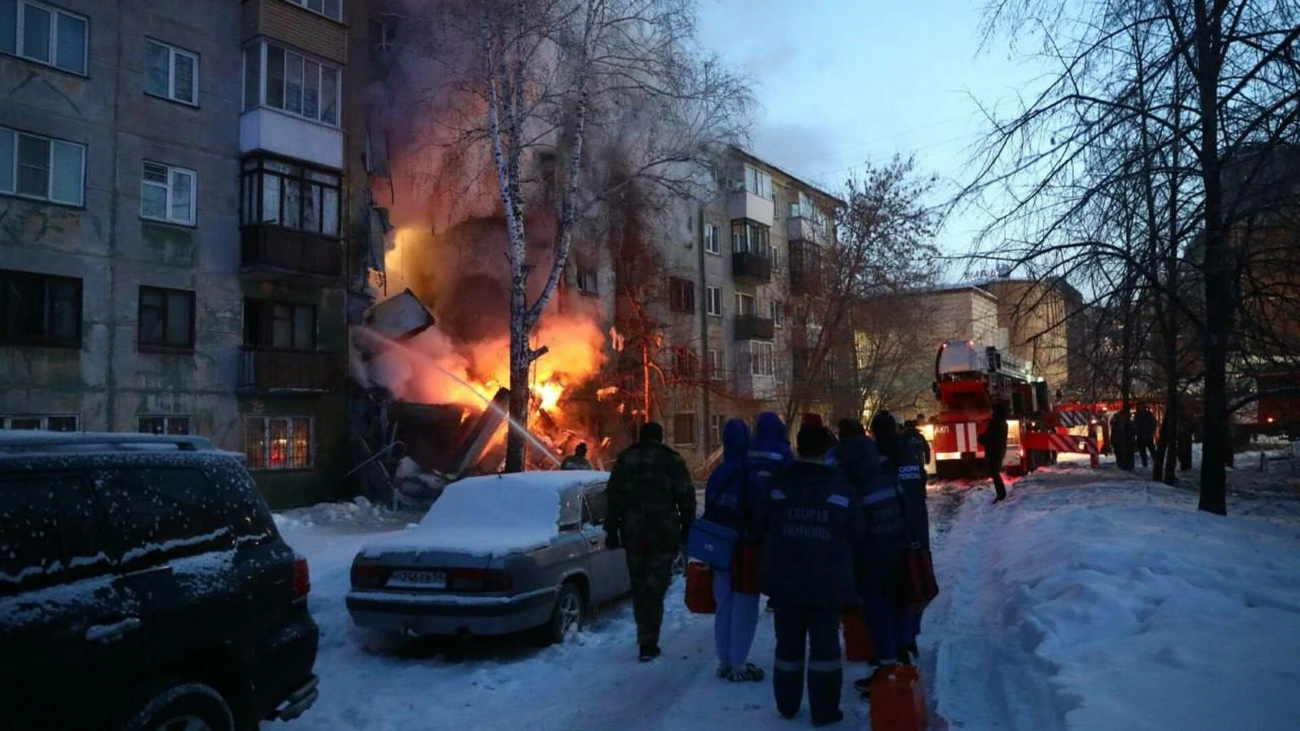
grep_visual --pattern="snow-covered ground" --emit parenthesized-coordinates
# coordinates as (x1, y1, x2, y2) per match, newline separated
(276, 466, 1300, 730)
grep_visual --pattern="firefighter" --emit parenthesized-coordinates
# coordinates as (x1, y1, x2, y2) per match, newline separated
(1178, 414, 1195, 471)
(902, 418, 932, 468)
(605, 422, 696, 662)
(560, 442, 593, 470)
(1134, 405, 1158, 468)
(753, 423, 865, 727)
(980, 402, 1009, 502)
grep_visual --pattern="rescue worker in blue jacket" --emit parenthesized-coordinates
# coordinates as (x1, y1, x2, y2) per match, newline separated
(753, 423, 866, 727)
(896, 418, 932, 659)
(751, 411, 794, 614)
(838, 412, 913, 697)
(703, 418, 764, 682)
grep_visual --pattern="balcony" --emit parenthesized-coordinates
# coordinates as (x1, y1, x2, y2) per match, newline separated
(238, 347, 343, 393)
(786, 216, 827, 245)
(732, 251, 772, 285)
(726, 190, 775, 227)
(789, 241, 822, 295)
(734, 314, 775, 341)
(241, 225, 343, 283)
(240, 108, 344, 170)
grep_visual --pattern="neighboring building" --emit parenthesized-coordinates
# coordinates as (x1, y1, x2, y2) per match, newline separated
(0, 0, 365, 507)
(979, 277, 1084, 395)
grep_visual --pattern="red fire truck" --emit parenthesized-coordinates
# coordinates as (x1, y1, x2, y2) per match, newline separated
(928, 340, 1057, 479)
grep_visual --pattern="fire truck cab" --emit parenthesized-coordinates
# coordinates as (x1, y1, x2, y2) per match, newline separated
(930, 340, 1054, 479)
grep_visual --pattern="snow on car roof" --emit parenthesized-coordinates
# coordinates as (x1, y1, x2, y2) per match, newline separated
(360, 470, 610, 558)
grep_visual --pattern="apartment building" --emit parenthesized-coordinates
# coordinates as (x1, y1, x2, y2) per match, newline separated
(621, 147, 843, 468)
(0, 0, 367, 507)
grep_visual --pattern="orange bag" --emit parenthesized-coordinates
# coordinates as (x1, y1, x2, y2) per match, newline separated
(898, 543, 939, 615)
(841, 608, 876, 663)
(869, 664, 927, 731)
(730, 544, 762, 595)
(685, 560, 716, 614)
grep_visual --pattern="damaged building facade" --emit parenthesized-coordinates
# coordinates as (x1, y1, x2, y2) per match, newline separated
(0, 0, 382, 506)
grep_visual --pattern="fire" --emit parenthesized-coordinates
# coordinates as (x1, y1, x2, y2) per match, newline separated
(537, 381, 564, 411)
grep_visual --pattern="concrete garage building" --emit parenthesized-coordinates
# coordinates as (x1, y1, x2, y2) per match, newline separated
(0, 0, 367, 506)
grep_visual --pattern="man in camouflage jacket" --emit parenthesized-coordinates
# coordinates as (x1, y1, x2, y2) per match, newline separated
(606, 421, 696, 661)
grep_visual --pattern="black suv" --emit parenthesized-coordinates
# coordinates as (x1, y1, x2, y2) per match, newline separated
(0, 432, 320, 730)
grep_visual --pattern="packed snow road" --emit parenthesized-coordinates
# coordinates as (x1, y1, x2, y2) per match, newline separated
(275, 467, 1300, 730)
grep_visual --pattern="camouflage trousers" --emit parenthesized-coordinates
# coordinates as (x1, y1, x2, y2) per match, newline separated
(626, 551, 676, 647)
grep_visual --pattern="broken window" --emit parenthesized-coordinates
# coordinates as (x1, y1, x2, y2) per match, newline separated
(245, 416, 313, 470)
(138, 286, 194, 351)
(0, 269, 81, 347)
(668, 276, 695, 314)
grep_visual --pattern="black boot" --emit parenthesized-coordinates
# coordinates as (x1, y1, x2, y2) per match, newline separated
(639, 644, 661, 662)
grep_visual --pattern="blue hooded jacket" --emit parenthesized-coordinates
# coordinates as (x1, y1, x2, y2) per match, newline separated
(839, 431, 908, 589)
(703, 418, 753, 532)
(750, 412, 794, 467)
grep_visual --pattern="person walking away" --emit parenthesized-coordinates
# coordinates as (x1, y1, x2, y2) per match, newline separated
(980, 402, 1010, 502)
(896, 417, 932, 659)
(560, 442, 593, 470)
(703, 418, 764, 682)
(753, 424, 866, 727)
(752, 412, 795, 614)
(1133, 405, 1158, 468)
(1178, 413, 1194, 471)
(606, 422, 696, 661)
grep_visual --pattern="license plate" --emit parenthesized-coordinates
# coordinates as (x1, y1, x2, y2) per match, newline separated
(386, 570, 447, 589)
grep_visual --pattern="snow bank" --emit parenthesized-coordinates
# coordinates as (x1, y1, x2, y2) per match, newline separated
(932, 467, 1300, 730)
(361, 471, 608, 557)
(273, 496, 398, 530)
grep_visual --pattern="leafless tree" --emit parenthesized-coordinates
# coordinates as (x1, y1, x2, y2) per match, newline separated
(963, 0, 1300, 513)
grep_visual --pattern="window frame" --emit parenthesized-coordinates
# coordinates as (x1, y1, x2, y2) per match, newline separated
(283, 0, 342, 22)
(707, 348, 725, 380)
(140, 160, 197, 226)
(704, 223, 721, 255)
(143, 38, 199, 106)
(0, 126, 86, 207)
(137, 415, 192, 436)
(743, 165, 772, 200)
(136, 285, 196, 353)
(771, 300, 784, 327)
(2, 0, 89, 76)
(243, 41, 342, 127)
(668, 276, 696, 315)
(749, 342, 775, 377)
(239, 156, 342, 237)
(242, 297, 317, 351)
(705, 285, 723, 317)
(709, 413, 724, 447)
(0, 414, 78, 431)
(576, 266, 599, 295)
(672, 412, 698, 447)
(734, 291, 757, 317)
(244, 415, 314, 471)
(730, 219, 771, 257)
(0, 268, 83, 348)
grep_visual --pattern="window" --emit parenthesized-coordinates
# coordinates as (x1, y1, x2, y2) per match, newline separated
(243, 299, 316, 350)
(673, 413, 698, 446)
(0, 414, 77, 430)
(285, 0, 342, 21)
(1, 1, 87, 75)
(771, 300, 784, 327)
(731, 220, 770, 256)
(672, 347, 699, 379)
(734, 292, 757, 317)
(0, 269, 81, 347)
(244, 42, 341, 126)
(704, 223, 720, 255)
(582, 485, 608, 526)
(137, 415, 191, 435)
(144, 39, 198, 105)
(709, 414, 724, 447)
(772, 246, 782, 269)
(240, 157, 341, 236)
(96, 467, 234, 569)
(668, 276, 695, 314)
(0, 126, 85, 206)
(749, 342, 775, 377)
(705, 286, 722, 317)
(744, 165, 772, 200)
(707, 349, 725, 379)
(576, 267, 598, 295)
(140, 161, 196, 225)
(0, 472, 105, 596)
(245, 416, 313, 470)
(138, 286, 195, 351)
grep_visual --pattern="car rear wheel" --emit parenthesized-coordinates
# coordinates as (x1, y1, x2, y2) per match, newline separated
(539, 582, 584, 646)
(121, 682, 234, 731)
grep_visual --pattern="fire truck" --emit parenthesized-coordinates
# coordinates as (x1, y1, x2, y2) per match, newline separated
(928, 340, 1057, 479)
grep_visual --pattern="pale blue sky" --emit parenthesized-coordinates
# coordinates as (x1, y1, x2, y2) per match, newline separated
(696, 0, 1041, 262)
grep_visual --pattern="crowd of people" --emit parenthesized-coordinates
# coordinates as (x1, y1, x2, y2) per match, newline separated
(601, 410, 938, 727)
